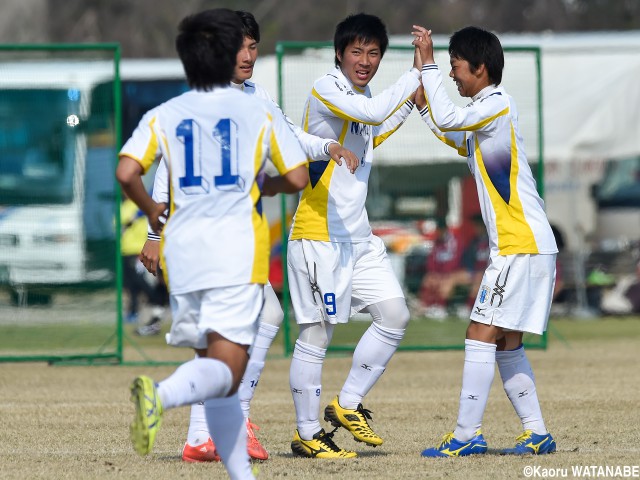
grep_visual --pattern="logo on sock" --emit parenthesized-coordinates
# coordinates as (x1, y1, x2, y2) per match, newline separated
(360, 363, 372, 371)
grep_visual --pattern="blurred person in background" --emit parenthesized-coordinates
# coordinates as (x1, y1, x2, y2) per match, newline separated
(419, 217, 464, 319)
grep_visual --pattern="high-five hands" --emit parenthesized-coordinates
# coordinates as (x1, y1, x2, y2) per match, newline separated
(411, 25, 435, 65)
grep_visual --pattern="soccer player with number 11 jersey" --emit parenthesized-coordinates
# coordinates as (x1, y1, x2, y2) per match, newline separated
(117, 9, 309, 479)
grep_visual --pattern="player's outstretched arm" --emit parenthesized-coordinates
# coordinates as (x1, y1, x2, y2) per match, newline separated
(262, 166, 309, 197)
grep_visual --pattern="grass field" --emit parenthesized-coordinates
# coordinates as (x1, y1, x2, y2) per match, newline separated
(0, 317, 639, 479)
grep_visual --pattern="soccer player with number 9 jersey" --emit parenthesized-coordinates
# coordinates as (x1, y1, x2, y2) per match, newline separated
(287, 13, 422, 458)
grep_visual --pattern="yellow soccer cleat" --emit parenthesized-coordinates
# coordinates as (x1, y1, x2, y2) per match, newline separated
(324, 396, 383, 446)
(129, 375, 163, 456)
(291, 429, 357, 458)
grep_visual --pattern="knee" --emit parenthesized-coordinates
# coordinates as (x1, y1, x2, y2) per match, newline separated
(292, 339, 327, 364)
(261, 288, 284, 328)
(374, 298, 410, 330)
(261, 301, 284, 328)
(297, 323, 333, 350)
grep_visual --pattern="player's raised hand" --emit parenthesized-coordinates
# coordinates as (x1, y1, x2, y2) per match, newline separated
(413, 40, 423, 70)
(328, 142, 359, 174)
(412, 25, 435, 65)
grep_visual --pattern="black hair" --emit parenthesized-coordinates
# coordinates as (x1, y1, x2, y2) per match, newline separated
(449, 26, 504, 86)
(235, 10, 260, 43)
(333, 13, 388, 67)
(175, 8, 243, 90)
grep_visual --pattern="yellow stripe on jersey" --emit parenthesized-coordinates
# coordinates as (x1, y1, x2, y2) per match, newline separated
(290, 118, 347, 241)
(162, 148, 173, 290)
(159, 235, 169, 290)
(424, 94, 509, 133)
(250, 125, 270, 284)
(338, 119, 349, 145)
(268, 113, 306, 174)
(138, 115, 159, 173)
(373, 123, 401, 148)
(311, 88, 409, 126)
(289, 161, 336, 241)
(432, 130, 468, 157)
(475, 125, 538, 255)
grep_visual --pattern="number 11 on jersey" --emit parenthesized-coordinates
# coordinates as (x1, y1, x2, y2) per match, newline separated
(177, 118, 245, 195)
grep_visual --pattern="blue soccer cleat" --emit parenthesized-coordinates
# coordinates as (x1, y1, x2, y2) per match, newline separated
(501, 430, 556, 455)
(421, 430, 488, 457)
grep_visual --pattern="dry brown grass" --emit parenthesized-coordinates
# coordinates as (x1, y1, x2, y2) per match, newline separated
(1, 318, 639, 479)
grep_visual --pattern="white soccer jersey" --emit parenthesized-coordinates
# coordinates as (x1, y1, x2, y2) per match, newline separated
(120, 87, 307, 294)
(233, 80, 334, 161)
(419, 64, 557, 256)
(290, 66, 420, 242)
(146, 79, 337, 241)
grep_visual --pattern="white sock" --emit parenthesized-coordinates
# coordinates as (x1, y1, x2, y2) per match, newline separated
(453, 339, 496, 442)
(205, 394, 254, 480)
(339, 323, 404, 409)
(157, 357, 232, 409)
(239, 322, 279, 418)
(496, 345, 548, 434)
(239, 360, 264, 419)
(186, 402, 209, 446)
(290, 340, 326, 440)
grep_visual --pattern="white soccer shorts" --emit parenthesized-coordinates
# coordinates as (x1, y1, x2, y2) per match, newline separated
(470, 253, 556, 335)
(287, 237, 404, 325)
(166, 284, 263, 348)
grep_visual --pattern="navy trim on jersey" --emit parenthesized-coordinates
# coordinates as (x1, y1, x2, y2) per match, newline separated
(309, 160, 329, 188)
(484, 152, 512, 204)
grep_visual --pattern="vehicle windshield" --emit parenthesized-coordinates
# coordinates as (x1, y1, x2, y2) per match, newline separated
(0, 89, 78, 205)
(596, 157, 640, 208)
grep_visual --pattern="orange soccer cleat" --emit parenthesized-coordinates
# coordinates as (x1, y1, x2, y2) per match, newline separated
(246, 419, 269, 461)
(182, 437, 221, 463)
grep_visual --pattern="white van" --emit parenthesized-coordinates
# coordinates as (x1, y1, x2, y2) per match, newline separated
(0, 59, 188, 298)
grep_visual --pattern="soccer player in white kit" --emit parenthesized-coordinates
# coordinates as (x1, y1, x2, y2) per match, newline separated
(412, 25, 558, 457)
(138, 11, 358, 462)
(116, 9, 309, 479)
(287, 13, 422, 458)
